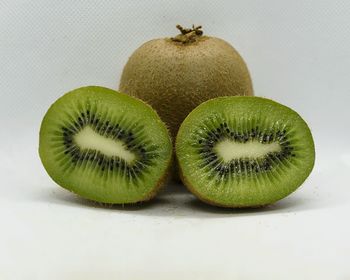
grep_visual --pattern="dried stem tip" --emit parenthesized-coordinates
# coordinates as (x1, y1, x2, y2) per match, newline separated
(171, 24, 203, 44)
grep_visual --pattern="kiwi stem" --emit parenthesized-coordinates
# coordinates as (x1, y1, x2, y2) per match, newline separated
(171, 24, 203, 44)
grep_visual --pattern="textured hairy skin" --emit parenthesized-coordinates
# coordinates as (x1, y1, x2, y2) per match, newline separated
(119, 31, 253, 139)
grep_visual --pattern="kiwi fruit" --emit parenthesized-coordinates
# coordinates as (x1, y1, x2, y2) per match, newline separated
(119, 25, 253, 139)
(176, 96, 315, 208)
(39, 86, 172, 204)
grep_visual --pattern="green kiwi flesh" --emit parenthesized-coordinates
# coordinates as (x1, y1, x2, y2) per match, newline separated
(176, 97, 315, 208)
(39, 86, 172, 204)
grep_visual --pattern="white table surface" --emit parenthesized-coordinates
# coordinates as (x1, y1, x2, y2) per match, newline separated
(1, 1, 350, 279)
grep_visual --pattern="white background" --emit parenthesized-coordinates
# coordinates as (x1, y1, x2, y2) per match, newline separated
(1, 1, 350, 279)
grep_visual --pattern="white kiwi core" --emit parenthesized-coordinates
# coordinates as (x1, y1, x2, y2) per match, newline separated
(214, 139, 282, 162)
(73, 126, 136, 163)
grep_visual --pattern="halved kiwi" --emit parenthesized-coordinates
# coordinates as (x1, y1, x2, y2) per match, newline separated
(176, 96, 315, 208)
(39, 86, 172, 204)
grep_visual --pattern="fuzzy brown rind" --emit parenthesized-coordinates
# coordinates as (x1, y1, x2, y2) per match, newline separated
(119, 32, 253, 140)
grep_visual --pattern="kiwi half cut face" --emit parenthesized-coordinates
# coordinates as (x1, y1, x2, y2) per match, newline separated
(39, 86, 172, 204)
(176, 97, 315, 208)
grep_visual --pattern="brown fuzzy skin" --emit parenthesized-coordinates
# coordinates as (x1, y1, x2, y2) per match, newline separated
(119, 35, 253, 139)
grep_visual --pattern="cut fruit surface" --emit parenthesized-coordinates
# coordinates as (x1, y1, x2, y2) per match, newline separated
(176, 96, 315, 208)
(39, 86, 172, 204)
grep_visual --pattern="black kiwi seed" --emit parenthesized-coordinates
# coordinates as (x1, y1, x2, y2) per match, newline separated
(191, 123, 300, 180)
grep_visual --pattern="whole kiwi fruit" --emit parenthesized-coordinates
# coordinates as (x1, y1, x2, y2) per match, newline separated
(119, 25, 253, 139)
